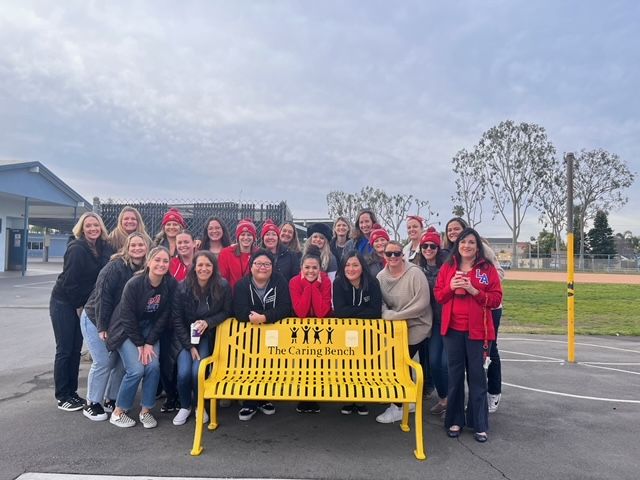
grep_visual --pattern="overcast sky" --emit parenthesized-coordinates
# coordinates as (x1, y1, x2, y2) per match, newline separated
(0, 1, 638, 239)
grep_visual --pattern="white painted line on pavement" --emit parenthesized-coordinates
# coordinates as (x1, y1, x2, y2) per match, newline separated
(16, 474, 300, 480)
(580, 362, 640, 366)
(579, 363, 640, 376)
(500, 337, 640, 354)
(501, 359, 563, 363)
(503, 382, 640, 404)
(500, 349, 564, 362)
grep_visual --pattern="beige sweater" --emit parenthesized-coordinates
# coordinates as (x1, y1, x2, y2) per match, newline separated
(377, 262, 432, 345)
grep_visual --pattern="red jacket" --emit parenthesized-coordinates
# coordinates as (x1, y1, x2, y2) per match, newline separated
(289, 271, 333, 318)
(169, 257, 189, 282)
(218, 245, 252, 291)
(434, 258, 502, 340)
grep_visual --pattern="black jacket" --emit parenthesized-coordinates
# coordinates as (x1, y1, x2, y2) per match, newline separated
(273, 246, 301, 281)
(173, 279, 233, 351)
(332, 275, 383, 319)
(84, 258, 142, 332)
(106, 273, 178, 351)
(233, 272, 292, 323)
(51, 237, 113, 308)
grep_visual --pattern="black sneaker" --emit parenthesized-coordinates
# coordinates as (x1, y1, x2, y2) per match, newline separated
(258, 402, 275, 415)
(70, 392, 86, 405)
(161, 398, 179, 413)
(341, 404, 356, 415)
(103, 399, 116, 413)
(297, 402, 320, 413)
(83, 402, 108, 421)
(57, 396, 84, 412)
(238, 407, 257, 421)
(355, 404, 369, 416)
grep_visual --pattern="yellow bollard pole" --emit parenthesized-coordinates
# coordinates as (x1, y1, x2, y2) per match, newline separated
(566, 153, 576, 363)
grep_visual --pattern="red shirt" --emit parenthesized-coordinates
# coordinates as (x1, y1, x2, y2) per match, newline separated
(434, 259, 502, 341)
(289, 271, 333, 318)
(169, 257, 189, 282)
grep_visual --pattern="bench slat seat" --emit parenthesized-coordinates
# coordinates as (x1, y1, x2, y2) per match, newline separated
(191, 317, 426, 460)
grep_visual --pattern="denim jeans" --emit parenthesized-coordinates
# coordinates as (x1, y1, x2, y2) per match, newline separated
(176, 340, 211, 409)
(79, 312, 125, 404)
(428, 322, 448, 399)
(115, 324, 160, 411)
(443, 329, 490, 433)
(487, 308, 502, 395)
(50, 297, 83, 401)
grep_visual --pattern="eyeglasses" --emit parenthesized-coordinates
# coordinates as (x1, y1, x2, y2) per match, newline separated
(420, 243, 438, 251)
(384, 251, 403, 258)
(253, 262, 272, 268)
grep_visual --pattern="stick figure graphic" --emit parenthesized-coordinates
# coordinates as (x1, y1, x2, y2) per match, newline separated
(302, 326, 311, 344)
(326, 326, 334, 344)
(291, 327, 299, 343)
(313, 326, 323, 344)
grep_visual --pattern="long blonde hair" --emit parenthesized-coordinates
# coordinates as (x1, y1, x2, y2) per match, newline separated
(108, 206, 152, 252)
(110, 232, 149, 269)
(72, 212, 108, 241)
(303, 233, 333, 272)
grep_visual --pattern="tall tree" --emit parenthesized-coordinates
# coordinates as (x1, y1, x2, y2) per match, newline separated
(574, 148, 635, 260)
(326, 191, 362, 224)
(475, 120, 556, 263)
(535, 158, 566, 256)
(451, 148, 486, 228)
(587, 211, 616, 255)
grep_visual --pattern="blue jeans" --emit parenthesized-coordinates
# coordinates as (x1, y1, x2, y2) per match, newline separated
(115, 325, 160, 411)
(176, 340, 211, 409)
(50, 297, 83, 401)
(487, 308, 502, 395)
(79, 312, 124, 404)
(428, 322, 448, 399)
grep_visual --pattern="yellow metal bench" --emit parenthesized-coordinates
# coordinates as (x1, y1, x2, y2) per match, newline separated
(190, 317, 426, 460)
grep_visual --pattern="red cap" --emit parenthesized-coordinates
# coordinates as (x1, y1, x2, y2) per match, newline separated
(369, 227, 390, 245)
(162, 208, 186, 228)
(420, 226, 441, 247)
(261, 219, 280, 238)
(235, 219, 257, 239)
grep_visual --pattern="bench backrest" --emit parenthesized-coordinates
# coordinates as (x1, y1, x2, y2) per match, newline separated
(211, 318, 413, 395)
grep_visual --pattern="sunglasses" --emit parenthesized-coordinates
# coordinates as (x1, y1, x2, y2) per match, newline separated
(420, 243, 438, 250)
(384, 251, 403, 258)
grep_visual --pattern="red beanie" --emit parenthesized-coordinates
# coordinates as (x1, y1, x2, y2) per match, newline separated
(261, 219, 280, 238)
(235, 219, 257, 239)
(162, 208, 186, 228)
(407, 215, 424, 228)
(369, 227, 390, 245)
(420, 226, 441, 247)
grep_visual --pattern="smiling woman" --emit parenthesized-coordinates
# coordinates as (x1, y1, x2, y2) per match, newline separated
(50, 212, 113, 413)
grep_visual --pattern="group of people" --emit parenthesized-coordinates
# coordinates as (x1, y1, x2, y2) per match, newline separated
(50, 205, 503, 442)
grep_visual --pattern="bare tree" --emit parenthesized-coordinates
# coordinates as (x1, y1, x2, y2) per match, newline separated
(574, 148, 635, 261)
(476, 120, 556, 264)
(451, 148, 486, 228)
(535, 158, 566, 256)
(326, 191, 362, 224)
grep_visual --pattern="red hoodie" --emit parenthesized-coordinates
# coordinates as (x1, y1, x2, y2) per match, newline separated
(218, 245, 252, 290)
(434, 258, 502, 341)
(289, 271, 333, 318)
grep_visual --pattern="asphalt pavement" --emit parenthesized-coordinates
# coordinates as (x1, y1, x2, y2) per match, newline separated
(1, 263, 639, 480)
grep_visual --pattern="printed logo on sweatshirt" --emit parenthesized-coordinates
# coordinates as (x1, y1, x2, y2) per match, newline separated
(475, 269, 489, 285)
(145, 294, 161, 313)
(264, 293, 276, 305)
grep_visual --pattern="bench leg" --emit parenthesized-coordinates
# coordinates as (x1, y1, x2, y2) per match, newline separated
(190, 393, 205, 456)
(208, 398, 218, 430)
(413, 401, 426, 461)
(400, 403, 410, 432)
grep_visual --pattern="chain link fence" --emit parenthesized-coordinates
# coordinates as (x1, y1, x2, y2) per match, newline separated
(94, 198, 293, 239)
(513, 254, 640, 273)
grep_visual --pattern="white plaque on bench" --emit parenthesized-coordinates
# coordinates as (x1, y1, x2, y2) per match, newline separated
(265, 330, 279, 347)
(345, 330, 359, 348)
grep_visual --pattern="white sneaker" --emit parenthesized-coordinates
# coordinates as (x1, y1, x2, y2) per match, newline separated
(488, 393, 501, 413)
(196, 408, 209, 423)
(408, 403, 416, 413)
(172, 407, 192, 426)
(139, 411, 158, 429)
(376, 404, 403, 424)
(110, 411, 136, 428)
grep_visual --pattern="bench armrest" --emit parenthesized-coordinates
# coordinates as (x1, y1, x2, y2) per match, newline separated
(197, 355, 215, 386)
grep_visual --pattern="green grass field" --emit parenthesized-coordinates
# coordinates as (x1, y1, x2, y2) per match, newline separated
(501, 280, 640, 335)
